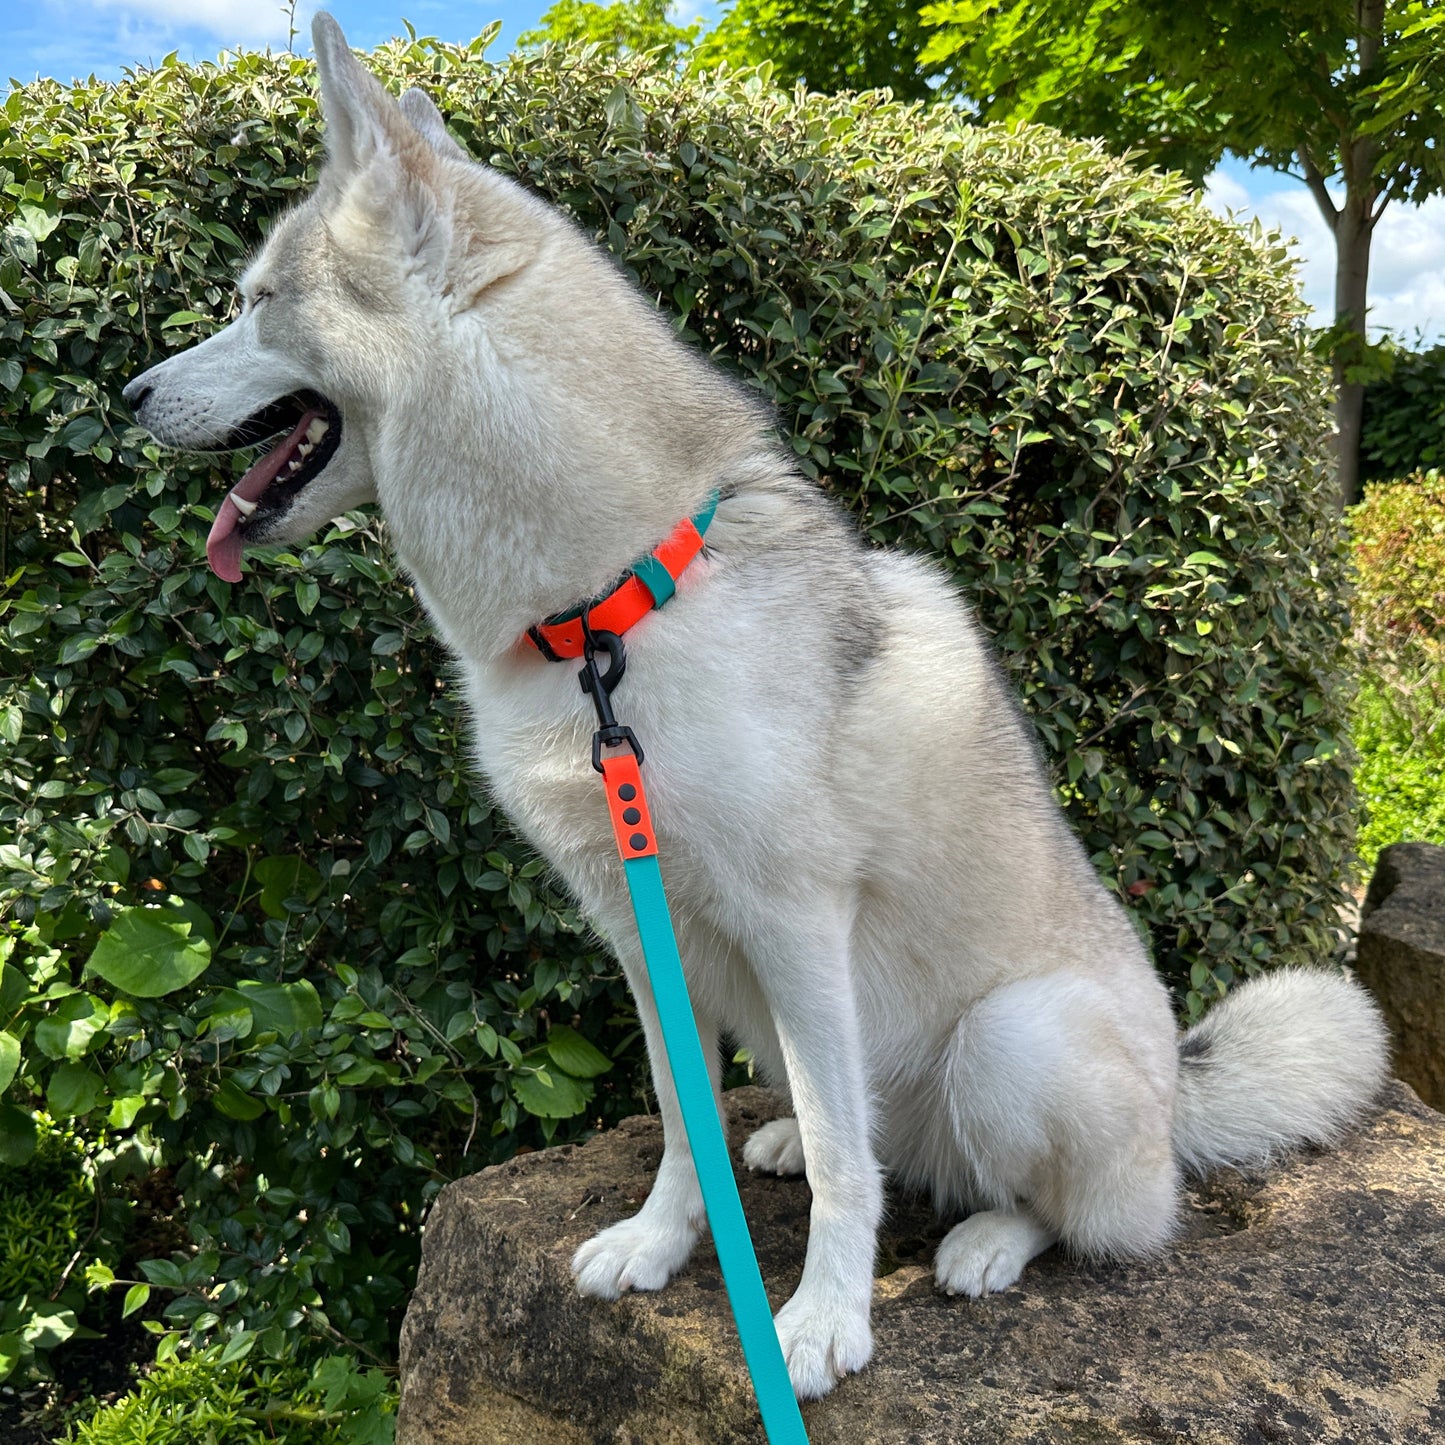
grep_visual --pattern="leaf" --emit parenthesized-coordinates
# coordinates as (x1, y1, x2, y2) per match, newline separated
(0, 1105, 37, 1167)
(16, 201, 61, 241)
(152, 894, 217, 945)
(0, 1034, 19, 1095)
(121, 1283, 151, 1318)
(159, 310, 209, 327)
(295, 577, 320, 615)
(512, 1067, 592, 1119)
(212, 1076, 264, 1120)
(253, 855, 322, 919)
(218, 1328, 256, 1365)
(86, 908, 211, 998)
(235, 978, 323, 1038)
(46, 1061, 103, 1117)
(60, 414, 104, 450)
(21, 1306, 78, 1352)
(544, 1024, 612, 1079)
(108, 1094, 146, 1129)
(602, 83, 644, 132)
(34, 993, 109, 1060)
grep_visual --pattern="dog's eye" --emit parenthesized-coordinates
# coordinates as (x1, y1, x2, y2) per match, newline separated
(241, 286, 275, 312)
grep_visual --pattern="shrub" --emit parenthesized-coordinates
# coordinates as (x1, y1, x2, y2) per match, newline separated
(1361, 343, 1445, 483)
(65, 1351, 394, 1445)
(0, 26, 1350, 1380)
(1349, 474, 1445, 870)
(0, 1117, 122, 1383)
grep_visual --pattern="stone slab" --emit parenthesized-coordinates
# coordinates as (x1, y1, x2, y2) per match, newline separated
(398, 1083, 1445, 1444)
(1357, 841, 1445, 1110)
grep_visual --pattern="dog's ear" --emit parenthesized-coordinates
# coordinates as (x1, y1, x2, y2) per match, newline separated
(399, 89, 471, 165)
(312, 12, 417, 175)
(312, 15, 453, 278)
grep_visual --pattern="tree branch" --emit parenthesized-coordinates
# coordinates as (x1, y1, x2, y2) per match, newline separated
(1299, 148, 1339, 231)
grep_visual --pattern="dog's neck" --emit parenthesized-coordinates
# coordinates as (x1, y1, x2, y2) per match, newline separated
(366, 234, 773, 663)
(372, 397, 754, 664)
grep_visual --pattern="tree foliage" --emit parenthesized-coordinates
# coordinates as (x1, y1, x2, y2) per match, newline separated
(517, 0, 701, 64)
(695, 0, 947, 99)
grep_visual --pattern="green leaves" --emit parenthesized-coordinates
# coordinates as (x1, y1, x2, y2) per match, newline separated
(252, 856, 322, 920)
(86, 907, 212, 998)
(544, 1024, 612, 1079)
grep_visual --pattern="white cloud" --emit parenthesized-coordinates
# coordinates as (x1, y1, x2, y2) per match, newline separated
(86, 0, 298, 45)
(1204, 166, 1445, 344)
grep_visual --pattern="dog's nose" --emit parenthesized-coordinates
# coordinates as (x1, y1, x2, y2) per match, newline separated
(122, 376, 153, 410)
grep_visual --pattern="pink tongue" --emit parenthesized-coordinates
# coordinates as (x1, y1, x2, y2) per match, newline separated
(206, 409, 324, 583)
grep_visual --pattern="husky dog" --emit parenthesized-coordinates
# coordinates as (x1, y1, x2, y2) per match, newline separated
(124, 14, 1389, 1399)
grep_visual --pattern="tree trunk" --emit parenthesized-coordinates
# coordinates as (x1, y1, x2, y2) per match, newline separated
(1317, 0, 1385, 511)
(1333, 196, 1373, 510)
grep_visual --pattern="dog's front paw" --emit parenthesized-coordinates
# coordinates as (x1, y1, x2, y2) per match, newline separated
(571, 1213, 699, 1299)
(772, 1289, 873, 1400)
(742, 1117, 806, 1177)
(934, 1210, 1053, 1297)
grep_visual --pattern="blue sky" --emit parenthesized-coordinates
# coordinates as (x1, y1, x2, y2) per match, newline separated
(4, 0, 1442, 343)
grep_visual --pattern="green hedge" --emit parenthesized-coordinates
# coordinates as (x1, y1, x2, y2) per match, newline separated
(1362, 343, 1445, 483)
(0, 29, 1351, 1384)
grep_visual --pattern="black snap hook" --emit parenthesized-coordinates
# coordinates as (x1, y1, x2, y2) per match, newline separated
(578, 623, 643, 771)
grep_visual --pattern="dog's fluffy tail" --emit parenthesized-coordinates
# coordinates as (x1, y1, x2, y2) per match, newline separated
(1171, 969, 1390, 1175)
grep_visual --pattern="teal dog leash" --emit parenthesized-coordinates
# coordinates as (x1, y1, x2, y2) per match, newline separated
(579, 629, 810, 1445)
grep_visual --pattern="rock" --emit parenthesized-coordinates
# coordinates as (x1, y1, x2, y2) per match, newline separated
(1356, 841, 1445, 1110)
(397, 1083, 1445, 1445)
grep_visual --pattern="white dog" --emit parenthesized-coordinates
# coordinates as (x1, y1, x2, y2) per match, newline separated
(124, 14, 1389, 1399)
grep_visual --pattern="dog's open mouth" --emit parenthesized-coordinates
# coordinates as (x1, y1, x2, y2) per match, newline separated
(206, 389, 342, 582)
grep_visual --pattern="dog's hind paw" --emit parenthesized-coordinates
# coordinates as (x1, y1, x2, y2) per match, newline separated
(772, 1289, 873, 1399)
(934, 1209, 1057, 1297)
(742, 1117, 806, 1177)
(571, 1213, 698, 1299)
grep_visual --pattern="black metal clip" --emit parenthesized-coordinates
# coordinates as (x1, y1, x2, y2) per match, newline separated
(578, 625, 643, 773)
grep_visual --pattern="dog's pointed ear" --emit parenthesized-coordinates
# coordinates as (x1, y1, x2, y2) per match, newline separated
(311, 14, 450, 277)
(312, 12, 413, 174)
(399, 88, 470, 165)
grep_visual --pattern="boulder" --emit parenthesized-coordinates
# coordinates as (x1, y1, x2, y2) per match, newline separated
(397, 1083, 1445, 1445)
(1356, 841, 1445, 1110)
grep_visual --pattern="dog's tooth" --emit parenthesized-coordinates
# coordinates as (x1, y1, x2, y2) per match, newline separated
(298, 440, 315, 458)
(230, 493, 257, 518)
(306, 419, 328, 443)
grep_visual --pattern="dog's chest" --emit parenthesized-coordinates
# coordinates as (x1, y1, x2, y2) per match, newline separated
(449, 637, 837, 921)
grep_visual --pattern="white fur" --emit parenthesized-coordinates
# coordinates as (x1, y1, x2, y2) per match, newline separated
(124, 14, 1392, 1400)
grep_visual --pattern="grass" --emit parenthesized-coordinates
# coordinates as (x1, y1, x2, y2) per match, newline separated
(1352, 674, 1445, 875)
